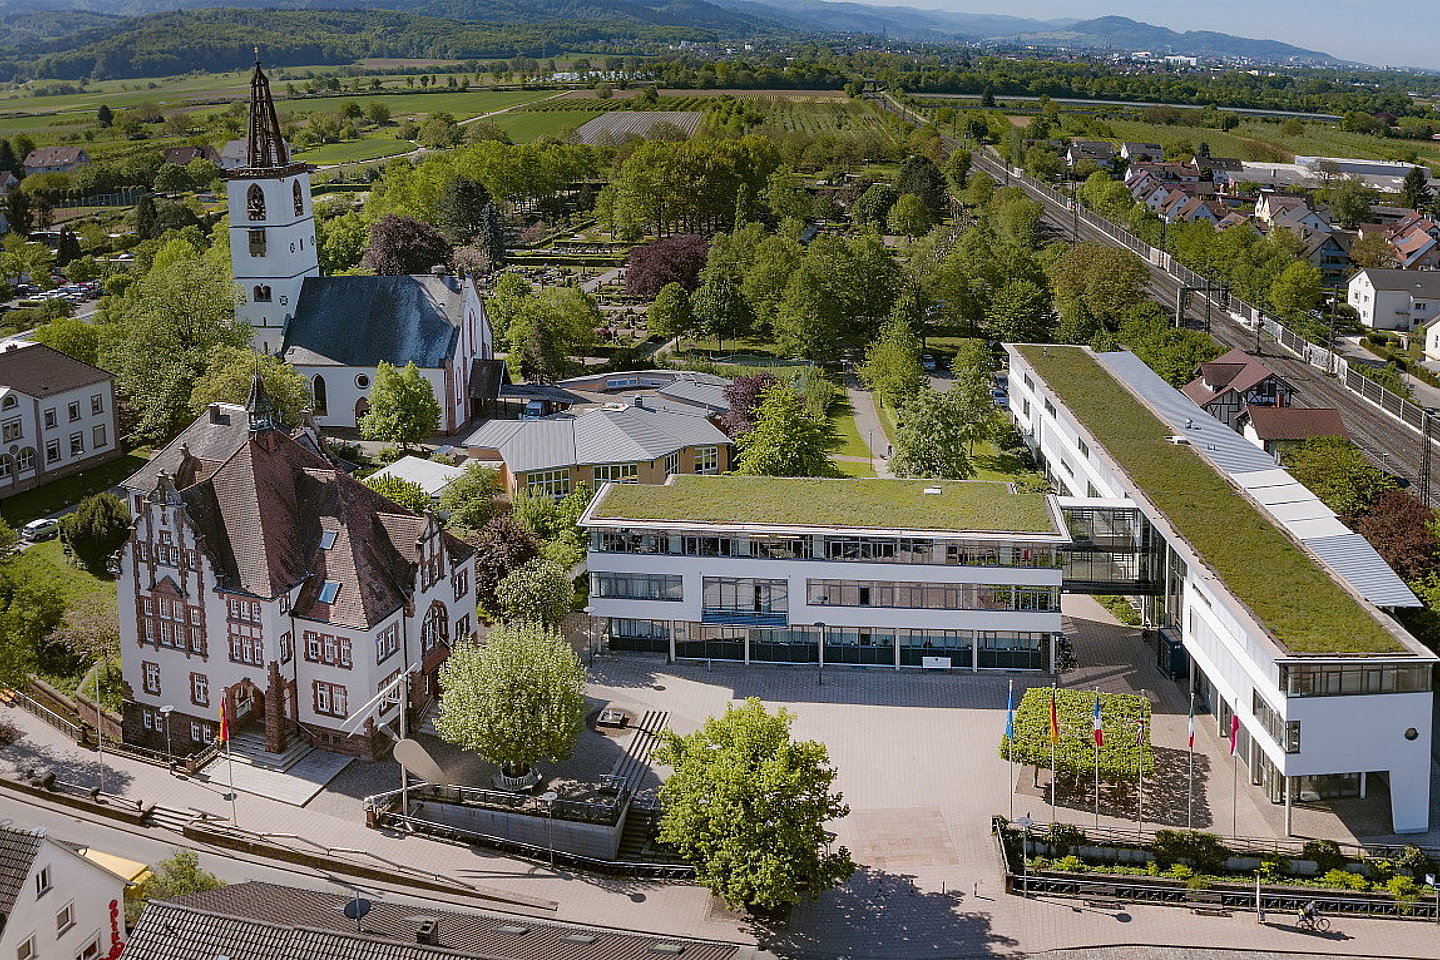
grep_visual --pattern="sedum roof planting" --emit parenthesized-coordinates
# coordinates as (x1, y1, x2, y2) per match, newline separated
(587, 475, 1061, 535)
(1015, 345, 1403, 655)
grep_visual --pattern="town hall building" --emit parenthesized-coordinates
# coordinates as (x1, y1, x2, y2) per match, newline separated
(228, 61, 494, 434)
(116, 384, 477, 761)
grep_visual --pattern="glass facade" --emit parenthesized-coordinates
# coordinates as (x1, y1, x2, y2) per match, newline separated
(592, 530, 1060, 568)
(592, 572, 683, 601)
(612, 620, 1052, 671)
(1278, 662, 1431, 698)
(806, 579, 1058, 612)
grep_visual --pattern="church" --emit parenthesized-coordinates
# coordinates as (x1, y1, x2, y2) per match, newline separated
(227, 61, 495, 434)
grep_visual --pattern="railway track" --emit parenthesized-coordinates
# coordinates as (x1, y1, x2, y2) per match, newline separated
(934, 118, 1440, 503)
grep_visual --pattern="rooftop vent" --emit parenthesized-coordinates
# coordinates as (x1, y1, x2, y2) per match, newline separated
(562, 934, 599, 944)
(415, 919, 439, 946)
(493, 925, 529, 936)
(1165, 436, 1191, 445)
(922, 487, 943, 495)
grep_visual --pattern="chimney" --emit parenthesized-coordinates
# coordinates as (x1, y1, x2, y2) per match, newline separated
(430, 264, 447, 277)
(631, 394, 646, 409)
(209, 403, 225, 424)
(415, 919, 439, 945)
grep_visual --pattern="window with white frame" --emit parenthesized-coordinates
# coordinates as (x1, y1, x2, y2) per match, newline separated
(594, 462, 638, 484)
(91, 394, 103, 415)
(663, 451, 680, 476)
(67, 401, 80, 422)
(45, 439, 60, 463)
(304, 631, 352, 668)
(68, 432, 83, 456)
(694, 445, 720, 474)
(525, 468, 570, 498)
(313, 680, 347, 717)
(35, 866, 51, 896)
(452, 568, 469, 600)
(16, 935, 35, 959)
(77, 936, 101, 960)
(43, 408, 56, 429)
(189, 721, 209, 743)
(56, 901, 74, 934)
(1, 418, 19, 442)
(190, 672, 209, 707)
(142, 660, 161, 695)
(377, 623, 399, 663)
(16, 448, 33, 472)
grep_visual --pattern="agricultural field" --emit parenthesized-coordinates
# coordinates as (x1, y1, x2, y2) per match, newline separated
(574, 111, 702, 144)
(294, 136, 413, 165)
(754, 96, 898, 137)
(286, 88, 554, 123)
(489, 109, 597, 142)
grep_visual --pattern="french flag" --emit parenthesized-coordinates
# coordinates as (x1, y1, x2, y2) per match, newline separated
(1092, 692, 1104, 748)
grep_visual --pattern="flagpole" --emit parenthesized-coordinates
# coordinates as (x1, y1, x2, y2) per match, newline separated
(1137, 718, 1145, 835)
(1049, 683, 1057, 824)
(1007, 679, 1015, 820)
(1187, 691, 1195, 830)
(227, 734, 239, 827)
(1093, 689, 1100, 829)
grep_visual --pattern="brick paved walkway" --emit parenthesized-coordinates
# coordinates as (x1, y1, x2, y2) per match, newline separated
(4, 596, 1440, 957)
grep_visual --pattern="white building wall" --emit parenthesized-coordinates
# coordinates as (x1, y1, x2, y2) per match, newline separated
(0, 838, 126, 960)
(0, 378, 118, 491)
(227, 171, 319, 353)
(1008, 345, 1435, 833)
(299, 364, 449, 431)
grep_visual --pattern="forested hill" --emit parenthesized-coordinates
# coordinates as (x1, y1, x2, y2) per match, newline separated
(0, 3, 772, 81)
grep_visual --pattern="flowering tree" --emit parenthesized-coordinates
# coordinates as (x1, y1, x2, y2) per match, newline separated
(435, 624, 588, 777)
(495, 558, 572, 626)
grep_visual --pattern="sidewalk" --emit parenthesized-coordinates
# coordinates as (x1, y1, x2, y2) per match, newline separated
(845, 380, 893, 478)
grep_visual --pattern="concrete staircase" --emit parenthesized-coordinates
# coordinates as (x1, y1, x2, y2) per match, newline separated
(607, 710, 668, 790)
(222, 729, 313, 773)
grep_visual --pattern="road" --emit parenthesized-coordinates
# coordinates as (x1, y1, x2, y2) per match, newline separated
(873, 94, 1440, 503)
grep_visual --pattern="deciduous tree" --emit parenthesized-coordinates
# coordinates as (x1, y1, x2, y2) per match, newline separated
(465, 515, 540, 611)
(733, 382, 836, 477)
(889, 388, 979, 479)
(359, 361, 441, 450)
(434, 175, 492, 244)
(435, 625, 588, 777)
(362, 473, 431, 515)
(58, 494, 130, 575)
(895, 154, 948, 220)
(646, 281, 694, 342)
(188, 348, 310, 424)
(983, 279, 1053, 343)
(1283, 437, 1396, 521)
(438, 464, 503, 531)
(859, 317, 924, 411)
(360, 214, 453, 275)
(624, 234, 709, 296)
(718, 372, 781, 438)
(887, 192, 931, 238)
(656, 698, 855, 912)
(495, 558, 572, 625)
(690, 273, 754, 348)
(1355, 489, 1440, 582)
(506, 287, 600, 383)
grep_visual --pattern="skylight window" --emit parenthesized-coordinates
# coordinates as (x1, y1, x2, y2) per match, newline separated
(318, 581, 341, 603)
(319, 530, 338, 550)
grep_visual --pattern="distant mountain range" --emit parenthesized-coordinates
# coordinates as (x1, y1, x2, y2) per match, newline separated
(0, 0, 1345, 73)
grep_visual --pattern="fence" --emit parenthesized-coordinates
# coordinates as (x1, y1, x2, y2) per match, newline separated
(51, 187, 145, 210)
(7, 688, 82, 741)
(875, 92, 1438, 443)
(994, 819, 1440, 920)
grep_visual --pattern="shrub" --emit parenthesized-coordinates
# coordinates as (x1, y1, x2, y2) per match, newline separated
(1053, 855, 1086, 873)
(1167, 864, 1194, 881)
(0, 717, 17, 747)
(1045, 823, 1087, 856)
(1150, 830, 1231, 873)
(376, 446, 406, 463)
(1302, 838, 1348, 873)
(1320, 868, 1369, 891)
(1395, 845, 1433, 878)
(1364, 857, 1396, 886)
(1257, 853, 1290, 880)
(1388, 874, 1421, 904)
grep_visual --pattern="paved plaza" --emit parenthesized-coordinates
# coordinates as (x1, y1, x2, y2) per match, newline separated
(4, 596, 1440, 957)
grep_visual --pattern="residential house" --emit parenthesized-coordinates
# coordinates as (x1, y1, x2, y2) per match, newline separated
(0, 824, 128, 960)
(1163, 195, 1226, 225)
(1386, 213, 1440, 270)
(162, 145, 221, 166)
(123, 881, 743, 960)
(0, 341, 121, 495)
(117, 384, 477, 762)
(1297, 228, 1353, 284)
(462, 397, 732, 498)
(0, 171, 18, 195)
(1347, 268, 1440, 332)
(1120, 142, 1164, 162)
(1181, 347, 1294, 429)
(1065, 140, 1116, 169)
(22, 146, 88, 176)
(218, 138, 247, 171)
(583, 475, 1067, 670)
(1238, 405, 1349, 457)
(1255, 194, 1330, 233)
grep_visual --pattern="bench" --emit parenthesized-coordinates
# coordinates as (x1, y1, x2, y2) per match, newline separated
(1084, 885, 1124, 909)
(1187, 891, 1230, 916)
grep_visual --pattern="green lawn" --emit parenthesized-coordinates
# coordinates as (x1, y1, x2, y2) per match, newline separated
(295, 137, 413, 164)
(829, 398, 873, 460)
(0, 451, 150, 527)
(489, 109, 596, 142)
(971, 439, 1028, 482)
(1016, 345, 1404, 655)
(11, 538, 116, 611)
(831, 457, 876, 478)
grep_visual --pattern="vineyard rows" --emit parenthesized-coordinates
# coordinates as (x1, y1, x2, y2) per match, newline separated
(574, 111, 703, 143)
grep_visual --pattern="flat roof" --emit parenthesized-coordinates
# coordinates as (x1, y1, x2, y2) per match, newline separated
(585, 475, 1063, 536)
(1014, 345, 1407, 656)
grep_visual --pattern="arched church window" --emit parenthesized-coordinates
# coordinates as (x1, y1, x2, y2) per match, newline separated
(247, 184, 266, 221)
(311, 375, 328, 415)
(253, 285, 272, 303)
(293, 180, 304, 217)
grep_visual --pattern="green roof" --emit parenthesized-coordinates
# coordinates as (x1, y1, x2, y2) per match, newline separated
(1015, 345, 1404, 656)
(588, 476, 1060, 535)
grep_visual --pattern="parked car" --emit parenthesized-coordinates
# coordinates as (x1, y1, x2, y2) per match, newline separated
(921, 354, 937, 372)
(20, 517, 60, 541)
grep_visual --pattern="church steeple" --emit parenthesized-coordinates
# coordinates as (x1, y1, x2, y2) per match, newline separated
(246, 372, 281, 433)
(244, 56, 290, 171)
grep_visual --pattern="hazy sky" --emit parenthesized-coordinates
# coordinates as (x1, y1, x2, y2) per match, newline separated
(847, 0, 1439, 69)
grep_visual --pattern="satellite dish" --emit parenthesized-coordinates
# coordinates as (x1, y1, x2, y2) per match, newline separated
(393, 738, 446, 783)
(342, 897, 372, 921)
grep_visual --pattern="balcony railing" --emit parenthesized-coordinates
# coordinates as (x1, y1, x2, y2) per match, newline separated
(700, 608, 788, 627)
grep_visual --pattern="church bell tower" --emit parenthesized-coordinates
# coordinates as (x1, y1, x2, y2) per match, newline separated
(226, 58, 319, 355)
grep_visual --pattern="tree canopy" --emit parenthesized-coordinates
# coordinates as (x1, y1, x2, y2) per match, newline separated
(733, 382, 837, 477)
(359, 361, 441, 450)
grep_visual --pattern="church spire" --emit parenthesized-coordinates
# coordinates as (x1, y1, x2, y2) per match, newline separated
(245, 56, 290, 171)
(246, 371, 281, 432)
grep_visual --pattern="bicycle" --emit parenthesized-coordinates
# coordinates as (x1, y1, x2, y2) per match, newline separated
(1296, 912, 1331, 932)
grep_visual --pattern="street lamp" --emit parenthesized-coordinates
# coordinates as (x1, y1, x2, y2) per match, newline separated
(159, 705, 174, 770)
(539, 790, 558, 868)
(1016, 814, 1034, 897)
(814, 622, 825, 687)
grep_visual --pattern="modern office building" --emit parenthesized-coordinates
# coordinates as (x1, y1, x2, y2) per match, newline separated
(1008, 344, 1435, 834)
(581, 476, 1071, 671)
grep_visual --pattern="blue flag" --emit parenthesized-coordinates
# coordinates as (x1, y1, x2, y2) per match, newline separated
(1005, 681, 1015, 740)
